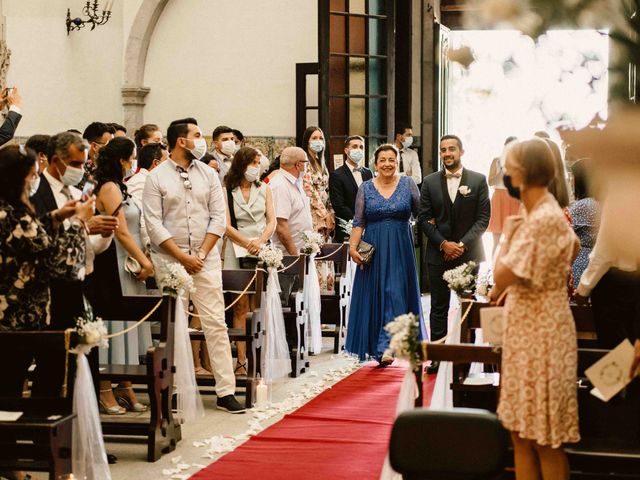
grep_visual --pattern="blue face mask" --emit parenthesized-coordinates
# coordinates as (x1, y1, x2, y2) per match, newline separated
(309, 140, 324, 153)
(348, 149, 364, 163)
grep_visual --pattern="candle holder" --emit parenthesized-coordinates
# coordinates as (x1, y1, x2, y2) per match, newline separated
(66, 1, 113, 35)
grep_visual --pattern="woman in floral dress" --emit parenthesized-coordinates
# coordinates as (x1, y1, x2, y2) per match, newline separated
(490, 138, 580, 480)
(301, 126, 336, 291)
(0, 145, 89, 395)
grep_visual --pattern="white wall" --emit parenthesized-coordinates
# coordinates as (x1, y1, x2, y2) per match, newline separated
(5, 0, 126, 135)
(143, 0, 317, 137)
(3, 0, 316, 138)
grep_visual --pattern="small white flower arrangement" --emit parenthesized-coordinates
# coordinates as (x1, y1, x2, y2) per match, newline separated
(156, 259, 195, 297)
(443, 261, 477, 296)
(385, 313, 421, 372)
(76, 315, 108, 349)
(301, 230, 324, 255)
(475, 269, 493, 297)
(458, 185, 471, 196)
(337, 218, 353, 237)
(258, 244, 284, 269)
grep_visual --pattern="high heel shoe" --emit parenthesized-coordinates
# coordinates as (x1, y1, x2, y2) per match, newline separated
(99, 398, 126, 415)
(114, 387, 148, 413)
(234, 361, 248, 376)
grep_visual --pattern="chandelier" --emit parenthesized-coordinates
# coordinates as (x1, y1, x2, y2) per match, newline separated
(66, 1, 113, 35)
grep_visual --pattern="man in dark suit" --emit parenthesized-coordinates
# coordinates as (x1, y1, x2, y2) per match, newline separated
(31, 132, 117, 397)
(0, 86, 23, 147)
(418, 135, 490, 360)
(329, 135, 374, 242)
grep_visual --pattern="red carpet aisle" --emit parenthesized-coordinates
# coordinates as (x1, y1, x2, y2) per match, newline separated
(191, 364, 407, 480)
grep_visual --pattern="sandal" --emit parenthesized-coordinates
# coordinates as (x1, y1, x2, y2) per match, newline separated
(195, 366, 212, 376)
(114, 387, 148, 413)
(234, 361, 248, 376)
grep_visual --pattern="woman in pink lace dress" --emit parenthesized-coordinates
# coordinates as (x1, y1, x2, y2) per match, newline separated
(490, 138, 580, 480)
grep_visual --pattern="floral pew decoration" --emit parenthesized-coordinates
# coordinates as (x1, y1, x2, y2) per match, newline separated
(154, 259, 204, 423)
(301, 231, 324, 354)
(258, 244, 292, 382)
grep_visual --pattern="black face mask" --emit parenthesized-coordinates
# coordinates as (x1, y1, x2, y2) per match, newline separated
(503, 174, 521, 199)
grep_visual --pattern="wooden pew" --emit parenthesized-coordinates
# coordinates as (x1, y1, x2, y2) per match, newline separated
(0, 331, 78, 479)
(191, 267, 265, 408)
(318, 243, 349, 353)
(420, 343, 640, 477)
(279, 254, 309, 377)
(100, 294, 180, 462)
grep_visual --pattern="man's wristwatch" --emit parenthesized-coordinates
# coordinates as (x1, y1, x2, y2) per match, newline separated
(197, 250, 207, 261)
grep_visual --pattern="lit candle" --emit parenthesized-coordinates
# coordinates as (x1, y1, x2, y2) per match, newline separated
(256, 378, 268, 407)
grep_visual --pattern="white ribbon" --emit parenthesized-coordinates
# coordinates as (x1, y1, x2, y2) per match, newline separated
(304, 252, 323, 354)
(430, 296, 462, 410)
(263, 267, 292, 381)
(174, 295, 205, 422)
(72, 346, 111, 480)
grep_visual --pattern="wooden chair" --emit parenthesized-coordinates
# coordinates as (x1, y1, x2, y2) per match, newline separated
(0, 331, 78, 479)
(318, 243, 350, 353)
(100, 294, 180, 462)
(279, 254, 309, 377)
(191, 267, 265, 408)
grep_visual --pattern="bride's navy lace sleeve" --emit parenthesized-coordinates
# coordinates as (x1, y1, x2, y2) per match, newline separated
(352, 183, 366, 228)
(409, 177, 421, 218)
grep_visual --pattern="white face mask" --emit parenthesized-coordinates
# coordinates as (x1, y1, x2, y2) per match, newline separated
(59, 161, 85, 187)
(29, 175, 41, 197)
(188, 138, 208, 161)
(233, 143, 241, 154)
(221, 139, 236, 157)
(402, 136, 413, 149)
(259, 155, 270, 175)
(125, 159, 137, 178)
(244, 165, 260, 183)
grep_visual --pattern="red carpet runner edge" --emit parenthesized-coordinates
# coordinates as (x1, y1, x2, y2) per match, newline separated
(191, 364, 408, 480)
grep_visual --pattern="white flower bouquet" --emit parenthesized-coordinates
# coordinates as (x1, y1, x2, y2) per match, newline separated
(76, 315, 108, 348)
(258, 244, 284, 269)
(337, 218, 353, 237)
(385, 313, 421, 372)
(301, 230, 324, 255)
(156, 259, 195, 297)
(475, 269, 493, 297)
(443, 261, 478, 296)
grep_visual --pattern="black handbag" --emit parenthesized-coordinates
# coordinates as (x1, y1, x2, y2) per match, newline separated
(357, 240, 375, 265)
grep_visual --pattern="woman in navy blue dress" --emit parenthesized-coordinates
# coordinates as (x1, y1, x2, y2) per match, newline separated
(346, 144, 427, 363)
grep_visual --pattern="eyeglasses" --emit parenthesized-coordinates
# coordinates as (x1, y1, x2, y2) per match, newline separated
(178, 170, 192, 190)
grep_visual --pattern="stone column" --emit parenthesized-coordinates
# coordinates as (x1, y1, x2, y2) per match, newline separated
(122, 86, 150, 135)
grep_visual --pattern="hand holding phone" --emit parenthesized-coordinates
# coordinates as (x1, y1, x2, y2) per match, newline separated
(81, 180, 96, 202)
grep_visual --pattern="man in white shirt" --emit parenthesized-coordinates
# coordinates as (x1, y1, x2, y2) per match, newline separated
(575, 209, 640, 350)
(143, 117, 244, 413)
(211, 125, 236, 184)
(127, 142, 168, 246)
(393, 124, 422, 185)
(269, 146, 313, 254)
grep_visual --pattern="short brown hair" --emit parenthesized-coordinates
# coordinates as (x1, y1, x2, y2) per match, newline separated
(344, 135, 364, 148)
(373, 143, 399, 164)
(508, 138, 556, 188)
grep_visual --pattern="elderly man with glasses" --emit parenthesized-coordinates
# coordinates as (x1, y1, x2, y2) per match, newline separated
(143, 117, 245, 414)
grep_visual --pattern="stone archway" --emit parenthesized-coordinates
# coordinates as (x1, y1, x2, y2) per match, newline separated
(122, 0, 169, 134)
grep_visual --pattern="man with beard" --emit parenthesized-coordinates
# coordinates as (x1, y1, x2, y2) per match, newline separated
(143, 117, 245, 413)
(417, 135, 490, 372)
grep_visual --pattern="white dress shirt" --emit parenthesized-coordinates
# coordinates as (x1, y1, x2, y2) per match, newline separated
(346, 160, 363, 187)
(577, 210, 638, 297)
(143, 157, 226, 270)
(445, 166, 464, 203)
(269, 169, 313, 253)
(398, 147, 422, 185)
(213, 150, 233, 185)
(42, 170, 112, 275)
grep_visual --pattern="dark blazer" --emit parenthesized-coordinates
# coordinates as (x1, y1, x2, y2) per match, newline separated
(31, 175, 86, 329)
(0, 110, 22, 147)
(418, 168, 491, 266)
(329, 164, 373, 242)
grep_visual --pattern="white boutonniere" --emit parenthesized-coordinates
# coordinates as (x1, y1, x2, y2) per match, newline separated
(458, 185, 471, 196)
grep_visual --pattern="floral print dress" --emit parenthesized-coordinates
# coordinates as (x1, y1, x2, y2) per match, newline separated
(304, 163, 336, 292)
(0, 202, 86, 331)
